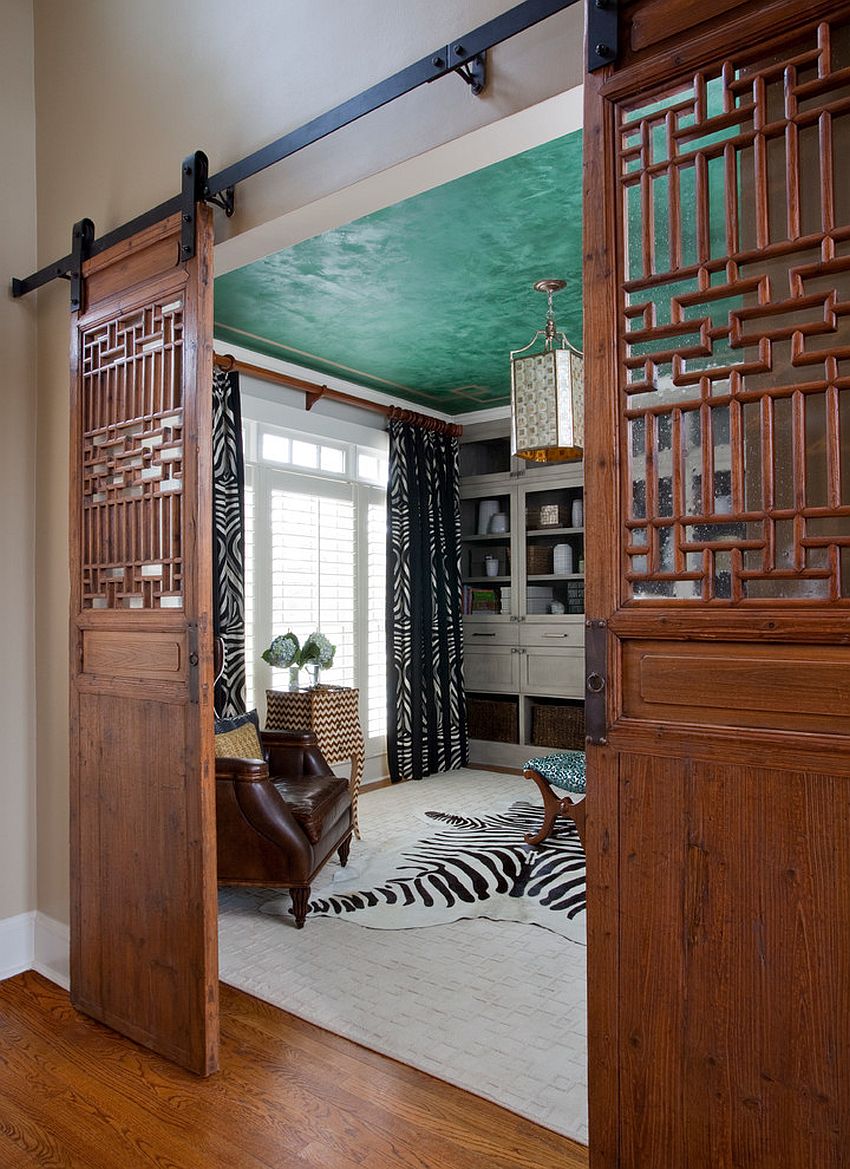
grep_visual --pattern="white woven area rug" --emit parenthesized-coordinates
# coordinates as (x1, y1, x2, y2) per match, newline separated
(218, 768, 588, 1143)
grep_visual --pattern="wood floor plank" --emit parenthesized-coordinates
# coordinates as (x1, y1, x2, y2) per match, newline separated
(0, 972, 588, 1169)
(219, 986, 575, 1168)
(0, 1008, 268, 1169)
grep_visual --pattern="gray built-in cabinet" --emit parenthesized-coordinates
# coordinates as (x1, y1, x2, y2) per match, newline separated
(459, 419, 585, 768)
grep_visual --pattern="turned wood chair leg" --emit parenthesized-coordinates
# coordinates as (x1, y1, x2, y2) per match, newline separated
(290, 886, 311, 928)
(524, 769, 565, 846)
(524, 767, 586, 849)
(338, 837, 351, 867)
(569, 797, 587, 851)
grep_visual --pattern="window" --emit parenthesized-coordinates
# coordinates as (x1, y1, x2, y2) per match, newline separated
(243, 420, 387, 748)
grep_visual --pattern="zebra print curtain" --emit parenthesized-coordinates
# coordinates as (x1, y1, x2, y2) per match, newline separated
(387, 418, 468, 782)
(212, 365, 246, 717)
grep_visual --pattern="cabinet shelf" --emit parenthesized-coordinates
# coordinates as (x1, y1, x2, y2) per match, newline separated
(464, 575, 511, 584)
(526, 526, 583, 539)
(527, 573, 585, 582)
(462, 532, 511, 542)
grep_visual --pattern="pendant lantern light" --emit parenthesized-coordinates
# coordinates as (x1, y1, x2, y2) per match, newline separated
(510, 278, 584, 463)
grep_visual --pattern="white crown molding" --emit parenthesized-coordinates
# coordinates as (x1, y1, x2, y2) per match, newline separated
(453, 404, 511, 426)
(216, 340, 453, 424)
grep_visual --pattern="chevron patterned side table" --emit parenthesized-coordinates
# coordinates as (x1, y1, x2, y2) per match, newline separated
(266, 685, 365, 839)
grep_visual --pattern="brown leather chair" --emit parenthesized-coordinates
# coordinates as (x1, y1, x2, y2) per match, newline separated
(216, 728, 353, 927)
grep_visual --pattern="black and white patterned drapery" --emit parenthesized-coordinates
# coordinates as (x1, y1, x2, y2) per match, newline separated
(387, 418, 468, 782)
(212, 365, 246, 717)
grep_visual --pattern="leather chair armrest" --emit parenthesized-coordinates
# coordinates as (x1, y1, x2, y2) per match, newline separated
(215, 756, 269, 782)
(261, 731, 334, 780)
(260, 729, 319, 748)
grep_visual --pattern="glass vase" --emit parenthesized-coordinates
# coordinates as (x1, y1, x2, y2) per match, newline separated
(304, 662, 321, 688)
(288, 665, 300, 691)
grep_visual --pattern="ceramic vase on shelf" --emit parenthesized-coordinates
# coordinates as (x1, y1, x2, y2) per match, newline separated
(571, 497, 584, 528)
(477, 499, 499, 534)
(554, 543, 574, 575)
(304, 662, 321, 688)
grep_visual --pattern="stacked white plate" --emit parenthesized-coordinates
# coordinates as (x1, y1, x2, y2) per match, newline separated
(526, 585, 554, 614)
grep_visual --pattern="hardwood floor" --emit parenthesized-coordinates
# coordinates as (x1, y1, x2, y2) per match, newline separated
(0, 972, 588, 1168)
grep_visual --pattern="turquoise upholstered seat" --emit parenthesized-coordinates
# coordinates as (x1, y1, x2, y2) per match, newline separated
(523, 750, 586, 795)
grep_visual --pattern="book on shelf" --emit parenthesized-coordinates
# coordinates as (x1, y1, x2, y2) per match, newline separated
(565, 579, 585, 614)
(463, 585, 498, 613)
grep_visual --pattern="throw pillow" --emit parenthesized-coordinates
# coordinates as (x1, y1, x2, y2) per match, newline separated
(214, 709, 263, 759)
(214, 708, 260, 735)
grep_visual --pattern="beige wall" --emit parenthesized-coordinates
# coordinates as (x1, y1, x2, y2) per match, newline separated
(31, 0, 584, 922)
(0, 0, 37, 922)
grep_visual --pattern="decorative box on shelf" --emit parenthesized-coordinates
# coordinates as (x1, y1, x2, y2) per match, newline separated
(266, 685, 365, 838)
(526, 503, 571, 529)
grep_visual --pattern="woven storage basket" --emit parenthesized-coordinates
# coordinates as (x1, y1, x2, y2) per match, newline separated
(530, 702, 586, 750)
(526, 544, 554, 574)
(526, 503, 571, 529)
(467, 697, 519, 743)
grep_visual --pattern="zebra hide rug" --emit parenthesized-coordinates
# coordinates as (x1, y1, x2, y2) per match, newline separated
(259, 799, 586, 944)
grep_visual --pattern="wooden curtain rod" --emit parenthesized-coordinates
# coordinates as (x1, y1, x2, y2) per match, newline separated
(214, 353, 463, 437)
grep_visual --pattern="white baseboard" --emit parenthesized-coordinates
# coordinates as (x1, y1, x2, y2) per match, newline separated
(0, 911, 36, 982)
(0, 910, 70, 990)
(33, 914, 70, 990)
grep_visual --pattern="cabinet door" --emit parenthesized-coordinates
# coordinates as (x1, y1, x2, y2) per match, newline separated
(522, 646, 585, 697)
(519, 468, 584, 620)
(464, 646, 522, 692)
(460, 480, 517, 618)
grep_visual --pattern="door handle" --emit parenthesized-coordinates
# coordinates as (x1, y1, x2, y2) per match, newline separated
(585, 618, 608, 745)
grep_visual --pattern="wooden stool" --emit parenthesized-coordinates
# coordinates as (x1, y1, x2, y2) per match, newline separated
(523, 750, 586, 849)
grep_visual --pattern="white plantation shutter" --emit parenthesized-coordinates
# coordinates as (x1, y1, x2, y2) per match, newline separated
(242, 415, 387, 750)
(268, 477, 356, 691)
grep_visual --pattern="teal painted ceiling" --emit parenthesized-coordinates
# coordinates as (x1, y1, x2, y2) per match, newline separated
(214, 130, 583, 414)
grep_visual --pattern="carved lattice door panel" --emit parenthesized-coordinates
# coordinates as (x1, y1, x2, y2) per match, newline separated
(584, 3, 850, 1166)
(70, 210, 218, 1074)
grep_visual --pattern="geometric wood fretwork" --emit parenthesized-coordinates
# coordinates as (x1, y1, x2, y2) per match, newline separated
(80, 297, 184, 609)
(619, 18, 850, 602)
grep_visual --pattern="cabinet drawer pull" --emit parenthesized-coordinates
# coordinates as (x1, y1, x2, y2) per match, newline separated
(544, 632, 570, 638)
(473, 632, 496, 637)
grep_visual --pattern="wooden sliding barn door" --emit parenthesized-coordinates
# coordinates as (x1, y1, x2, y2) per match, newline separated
(584, 2, 850, 1165)
(69, 208, 218, 1073)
